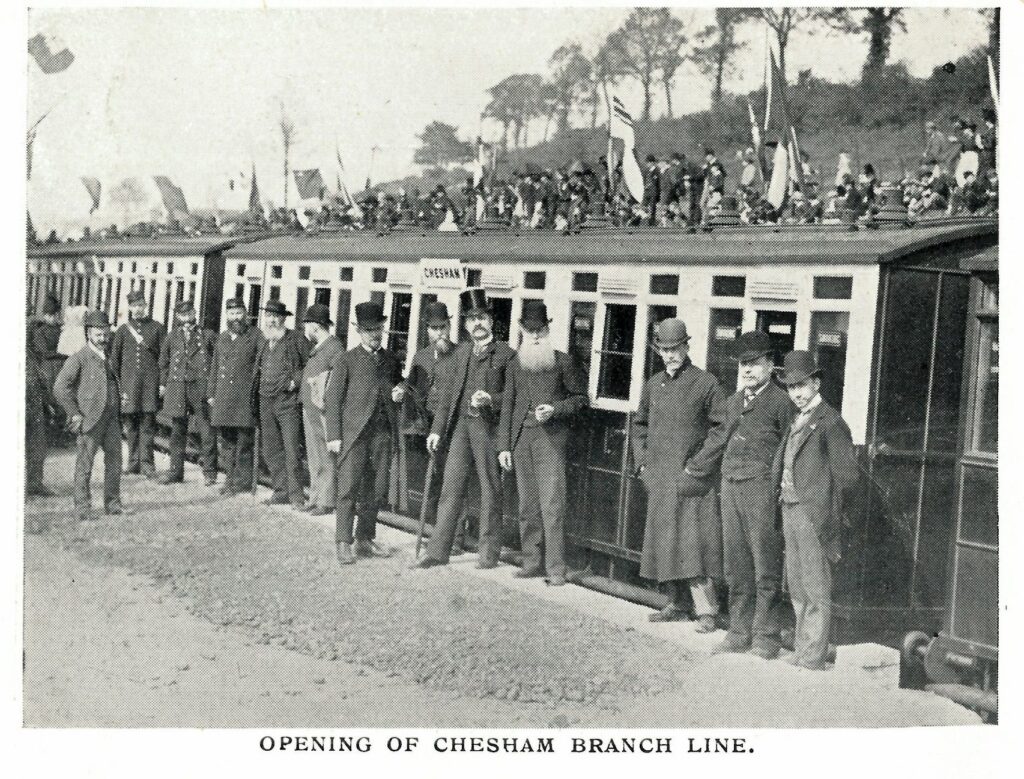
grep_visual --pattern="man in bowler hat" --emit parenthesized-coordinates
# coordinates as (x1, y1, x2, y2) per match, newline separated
(54, 311, 132, 521)
(714, 331, 794, 659)
(632, 318, 729, 632)
(110, 289, 165, 477)
(413, 288, 515, 570)
(325, 302, 404, 565)
(301, 304, 345, 516)
(772, 351, 859, 670)
(497, 301, 587, 585)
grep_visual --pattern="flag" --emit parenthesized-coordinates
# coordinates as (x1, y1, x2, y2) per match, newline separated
(745, 100, 766, 189)
(294, 169, 325, 200)
(609, 95, 644, 203)
(988, 54, 999, 113)
(766, 142, 789, 210)
(835, 152, 852, 187)
(248, 163, 262, 214)
(81, 177, 101, 213)
(153, 175, 189, 221)
(761, 50, 804, 203)
(335, 147, 354, 207)
(28, 33, 74, 74)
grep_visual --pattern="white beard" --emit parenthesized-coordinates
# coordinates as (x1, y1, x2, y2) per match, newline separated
(517, 337, 556, 373)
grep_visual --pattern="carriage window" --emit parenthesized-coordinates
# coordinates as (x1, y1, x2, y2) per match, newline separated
(387, 292, 413, 365)
(105, 278, 114, 318)
(489, 296, 513, 342)
(152, 262, 158, 274)
(645, 304, 677, 378)
(113, 278, 122, 323)
(335, 288, 352, 347)
(118, 262, 124, 273)
(706, 308, 743, 390)
(271, 265, 283, 279)
(466, 268, 482, 287)
(167, 262, 174, 274)
(597, 303, 636, 401)
(314, 287, 331, 306)
(191, 262, 198, 276)
(165, 281, 174, 326)
(524, 271, 546, 290)
(340, 266, 353, 282)
(814, 276, 853, 300)
(650, 274, 679, 296)
(148, 279, 156, 318)
(417, 293, 439, 349)
(713, 275, 745, 297)
(175, 280, 185, 313)
(972, 318, 998, 454)
(810, 311, 850, 409)
(295, 288, 309, 323)
(298, 266, 310, 281)
(247, 284, 263, 320)
(131, 262, 137, 273)
(572, 272, 598, 292)
(569, 301, 596, 378)
(370, 291, 385, 308)
(269, 285, 281, 301)
(234, 283, 244, 301)
(372, 267, 388, 283)
(188, 281, 196, 306)
(236, 263, 245, 277)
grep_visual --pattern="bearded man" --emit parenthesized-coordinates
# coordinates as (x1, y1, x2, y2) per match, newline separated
(497, 302, 586, 585)
(208, 298, 263, 496)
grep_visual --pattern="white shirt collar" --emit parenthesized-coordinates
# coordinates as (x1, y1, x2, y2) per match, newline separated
(88, 342, 106, 360)
(797, 392, 823, 416)
(472, 335, 493, 355)
(361, 342, 378, 354)
(745, 381, 770, 400)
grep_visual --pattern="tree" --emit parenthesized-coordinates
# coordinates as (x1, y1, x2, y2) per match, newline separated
(692, 8, 757, 109)
(279, 104, 297, 209)
(413, 121, 472, 168)
(582, 40, 619, 128)
(759, 8, 822, 86)
(820, 8, 906, 77)
(547, 42, 593, 135)
(604, 8, 685, 121)
(484, 73, 543, 148)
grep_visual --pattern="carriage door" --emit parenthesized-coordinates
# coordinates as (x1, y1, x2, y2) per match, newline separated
(755, 310, 797, 366)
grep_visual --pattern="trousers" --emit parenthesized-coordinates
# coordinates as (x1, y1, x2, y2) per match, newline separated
(25, 393, 48, 492)
(303, 406, 336, 509)
(426, 415, 502, 564)
(75, 406, 122, 512)
(512, 426, 567, 577)
(668, 577, 719, 617)
(260, 395, 304, 504)
(122, 411, 156, 474)
(167, 382, 217, 478)
(218, 426, 254, 492)
(335, 422, 392, 544)
(782, 502, 833, 666)
(721, 476, 783, 649)
(410, 434, 467, 549)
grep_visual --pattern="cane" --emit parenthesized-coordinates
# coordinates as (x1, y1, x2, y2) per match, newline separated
(414, 451, 436, 558)
(251, 422, 261, 497)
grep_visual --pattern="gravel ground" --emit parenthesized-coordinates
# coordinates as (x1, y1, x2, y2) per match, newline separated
(23, 448, 981, 727)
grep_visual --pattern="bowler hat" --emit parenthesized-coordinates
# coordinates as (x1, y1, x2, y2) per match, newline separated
(127, 290, 146, 305)
(460, 288, 491, 316)
(83, 310, 110, 329)
(982, 107, 997, 123)
(174, 299, 196, 314)
(423, 301, 451, 328)
(734, 331, 773, 363)
(353, 301, 387, 329)
(653, 318, 690, 349)
(262, 299, 292, 318)
(224, 297, 245, 311)
(777, 350, 823, 385)
(519, 300, 552, 331)
(42, 294, 60, 315)
(303, 303, 333, 328)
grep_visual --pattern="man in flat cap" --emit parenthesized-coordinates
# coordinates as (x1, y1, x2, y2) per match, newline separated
(301, 303, 345, 516)
(54, 311, 131, 521)
(254, 299, 311, 508)
(157, 300, 217, 485)
(110, 289, 165, 478)
(325, 302, 404, 564)
(714, 331, 794, 659)
(208, 298, 263, 497)
(632, 318, 729, 633)
(497, 301, 587, 585)
(413, 288, 515, 570)
(772, 351, 859, 670)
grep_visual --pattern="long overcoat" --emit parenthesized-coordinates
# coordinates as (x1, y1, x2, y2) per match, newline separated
(323, 346, 403, 461)
(159, 325, 216, 418)
(109, 317, 165, 414)
(208, 326, 264, 428)
(631, 359, 729, 583)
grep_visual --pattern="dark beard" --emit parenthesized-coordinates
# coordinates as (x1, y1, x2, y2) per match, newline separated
(227, 320, 247, 334)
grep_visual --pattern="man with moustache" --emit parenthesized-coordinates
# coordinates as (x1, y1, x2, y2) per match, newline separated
(412, 288, 515, 570)
(109, 289, 165, 478)
(713, 332, 794, 659)
(208, 298, 263, 497)
(632, 318, 729, 633)
(497, 302, 586, 586)
(325, 302, 404, 565)
(157, 300, 218, 486)
(300, 304, 344, 516)
(54, 311, 131, 521)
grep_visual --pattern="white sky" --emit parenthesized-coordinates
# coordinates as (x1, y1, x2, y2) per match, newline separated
(27, 5, 988, 234)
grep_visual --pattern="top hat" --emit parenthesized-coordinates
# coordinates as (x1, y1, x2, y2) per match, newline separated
(519, 300, 552, 331)
(174, 299, 196, 315)
(262, 300, 292, 318)
(423, 301, 451, 328)
(982, 107, 997, 123)
(224, 297, 245, 311)
(127, 290, 146, 305)
(353, 301, 387, 329)
(303, 303, 333, 328)
(83, 310, 110, 329)
(460, 288, 491, 316)
(653, 318, 690, 349)
(734, 331, 774, 363)
(42, 294, 60, 315)
(777, 350, 823, 385)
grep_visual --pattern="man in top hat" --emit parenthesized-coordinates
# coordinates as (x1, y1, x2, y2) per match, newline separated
(413, 288, 515, 570)
(497, 301, 586, 585)
(157, 300, 218, 485)
(713, 331, 794, 659)
(325, 302, 404, 564)
(300, 304, 345, 516)
(208, 298, 264, 496)
(254, 299, 311, 508)
(772, 351, 859, 670)
(54, 311, 131, 521)
(109, 289, 165, 477)
(632, 318, 729, 632)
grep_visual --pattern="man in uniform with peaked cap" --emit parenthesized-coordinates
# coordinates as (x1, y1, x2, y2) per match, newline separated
(110, 289, 165, 477)
(209, 297, 264, 496)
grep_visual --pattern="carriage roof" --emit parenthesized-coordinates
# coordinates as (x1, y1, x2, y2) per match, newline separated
(27, 235, 240, 259)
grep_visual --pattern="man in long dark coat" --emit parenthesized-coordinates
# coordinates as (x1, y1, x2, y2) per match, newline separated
(110, 289, 165, 477)
(632, 318, 729, 633)
(208, 298, 263, 496)
(25, 337, 54, 498)
(157, 300, 217, 485)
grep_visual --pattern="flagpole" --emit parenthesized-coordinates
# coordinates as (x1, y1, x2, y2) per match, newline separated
(604, 84, 616, 214)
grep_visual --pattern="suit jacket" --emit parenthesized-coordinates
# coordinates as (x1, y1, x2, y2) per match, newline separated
(253, 329, 310, 407)
(54, 345, 119, 433)
(160, 325, 216, 417)
(301, 335, 344, 412)
(497, 350, 587, 454)
(401, 343, 457, 435)
(721, 381, 795, 481)
(771, 400, 860, 563)
(324, 346, 403, 461)
(208, 326, 264, 428)
(430, 339, 515, 442)
(110, 317, 165, 414)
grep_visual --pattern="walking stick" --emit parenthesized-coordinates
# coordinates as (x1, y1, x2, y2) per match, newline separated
(251, 422, 261, 497)
(414, 451, 436, 558)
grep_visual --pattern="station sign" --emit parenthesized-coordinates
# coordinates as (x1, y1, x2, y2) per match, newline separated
(419, 258, 466, 289)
